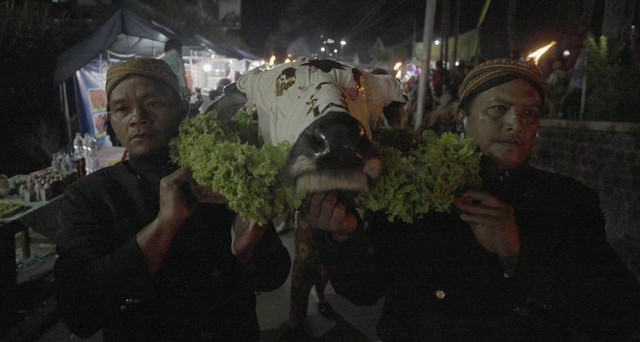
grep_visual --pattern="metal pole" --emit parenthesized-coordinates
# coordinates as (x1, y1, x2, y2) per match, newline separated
(415, 0, 437, 130)
(60, 82, 72, 145)
(443, 0, 450, 67)
(453, 0, 460, 64)
(439, 0, 446, 62)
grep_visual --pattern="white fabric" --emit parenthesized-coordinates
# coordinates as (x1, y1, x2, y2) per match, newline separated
(236, 59, 405, 146)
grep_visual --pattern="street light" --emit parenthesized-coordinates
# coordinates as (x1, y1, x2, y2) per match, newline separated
(340, 40, 346, 59)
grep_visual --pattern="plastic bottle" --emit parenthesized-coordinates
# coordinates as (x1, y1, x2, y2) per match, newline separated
(73, 133, 84, 160)
(51, 152, 60, 172)
(73, 133, 86, 176)
(65, 150, 74, 174)
(83, 134, 99, 174)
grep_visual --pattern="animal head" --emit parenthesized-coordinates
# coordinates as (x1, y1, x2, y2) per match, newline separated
(285, 111, 382, 194)
(218, 59, 406, 196)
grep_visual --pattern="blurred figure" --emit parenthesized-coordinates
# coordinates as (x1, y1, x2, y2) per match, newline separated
(426, 81, 457, 134)
(198, 88, 213, 113)
(189, 87, 203, 117)
(429, 60, 447, 97)
(161, 38, 190, 98)
(216, 78, 232, 93)
(545, 59, 568, 118)
(562, 50, 586, 119)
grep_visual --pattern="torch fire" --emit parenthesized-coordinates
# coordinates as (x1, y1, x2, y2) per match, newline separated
(528, 41, 557, 65)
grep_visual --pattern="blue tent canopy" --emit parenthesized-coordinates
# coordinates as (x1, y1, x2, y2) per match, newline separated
(54, 8, 257, 85)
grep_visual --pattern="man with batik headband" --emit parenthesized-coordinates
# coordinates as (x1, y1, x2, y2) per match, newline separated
(308, 58, 640, 340)
(54, 57, 290, 341)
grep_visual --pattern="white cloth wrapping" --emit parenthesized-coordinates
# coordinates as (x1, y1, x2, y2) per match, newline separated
(236, 59, 405, 145)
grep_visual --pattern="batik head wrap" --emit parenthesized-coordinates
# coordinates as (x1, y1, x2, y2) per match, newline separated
(457, 58, 545, 111)
(105, 57, 182, 101)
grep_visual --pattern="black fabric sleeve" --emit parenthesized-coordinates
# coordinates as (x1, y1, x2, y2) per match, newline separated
(512, 178, 640, 338)
(557, 187, 640, 337)
(54, 183, 153, 338)
(241, 221, 291, 292)
(317, 211, 407, 306)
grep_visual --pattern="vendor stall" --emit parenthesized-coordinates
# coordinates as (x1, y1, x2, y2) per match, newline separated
(0, 146, 126, 329)
(53, 8, 262, 149)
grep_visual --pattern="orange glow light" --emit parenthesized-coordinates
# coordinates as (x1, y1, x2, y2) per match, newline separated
(527, 41, 556, 64)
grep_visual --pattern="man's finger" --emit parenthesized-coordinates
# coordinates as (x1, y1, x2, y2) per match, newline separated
(459, 212, 494, 225)
(320, 192, 339, 218)
(308, 192, 327, 216)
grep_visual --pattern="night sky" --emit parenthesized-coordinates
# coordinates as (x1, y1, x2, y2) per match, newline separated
(240, 0, 486, 59)
(239, 0, 582, 61)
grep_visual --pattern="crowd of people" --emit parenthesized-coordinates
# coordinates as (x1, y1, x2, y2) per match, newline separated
(51, 51, 640, 341)
(399, 48, 587, 134)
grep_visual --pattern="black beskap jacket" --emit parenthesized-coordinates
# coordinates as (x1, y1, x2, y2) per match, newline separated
(319, 166, 640, 341)
(55, 159, 291, 341)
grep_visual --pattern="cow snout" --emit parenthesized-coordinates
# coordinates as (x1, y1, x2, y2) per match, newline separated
(283, 111, 382, 194)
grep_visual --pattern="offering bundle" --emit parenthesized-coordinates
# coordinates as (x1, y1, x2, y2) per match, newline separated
(171, 111, 481, 225)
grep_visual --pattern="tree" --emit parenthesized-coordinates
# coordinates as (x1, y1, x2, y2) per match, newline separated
(0, 0, 92, 175)
(583, 35, 640, 122)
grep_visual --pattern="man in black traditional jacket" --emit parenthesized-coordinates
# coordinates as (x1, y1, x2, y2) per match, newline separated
(307, 59, 640, 341)
(54, 58, 291, 341)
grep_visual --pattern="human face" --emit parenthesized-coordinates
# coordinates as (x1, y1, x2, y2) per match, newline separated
(108, 76, 188, 157)
(461, 79, 541, 170)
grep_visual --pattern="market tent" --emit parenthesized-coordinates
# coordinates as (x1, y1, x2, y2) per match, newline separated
(53, 8, 187, 85)
(54, 8, 260, 85)
(53, 7, 200, 148)
(191, 34, 261, 61)
(53, 7, 261, 146)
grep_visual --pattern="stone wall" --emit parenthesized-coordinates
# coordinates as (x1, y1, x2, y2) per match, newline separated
(530, 119, 640, 281)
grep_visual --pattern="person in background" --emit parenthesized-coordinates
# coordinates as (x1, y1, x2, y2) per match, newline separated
(429, 60, 447, 98)
(54, 58, 291, 341)
(545, 59, 568, 118)
(562, 49, 586, 119)
(198, 88, 213, 114)
(308, 58, 640, 341)
(161, 38, 190, 98)
(216, 77, 232, 93)
(425, 81, 457, 134)
(189, 87, 203, 117)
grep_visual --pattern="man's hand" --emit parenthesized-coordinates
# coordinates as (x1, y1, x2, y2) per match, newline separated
(157, 167, 197, 228)
(453, 191, 520, 258)
(138, 167, 197, 273)
(231, 218, 267, 264)
(306, 192, 358, 241)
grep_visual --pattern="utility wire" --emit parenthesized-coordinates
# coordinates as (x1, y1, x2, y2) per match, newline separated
(351, 1, 408, 36)
(344, 0, 387, 39)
